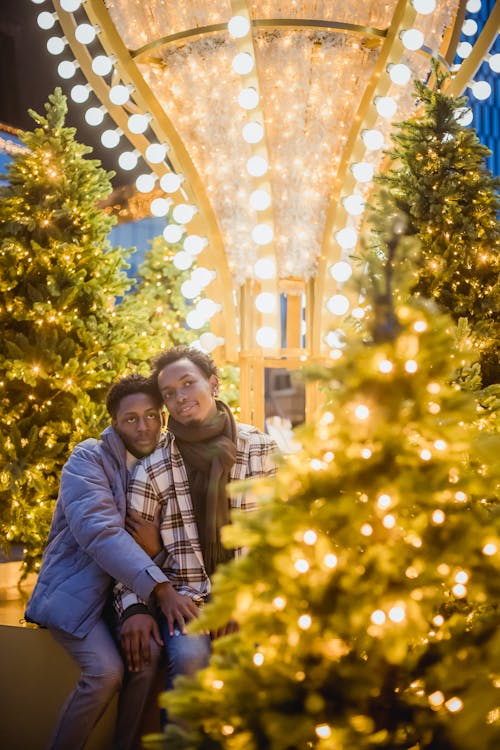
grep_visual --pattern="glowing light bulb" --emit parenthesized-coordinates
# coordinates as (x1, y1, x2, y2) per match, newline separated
(186, 310, 205, 329)
(400, 29, 424, 50)
(343, 193, 365, 215)
(163, 224, 184, 243)
(160, 173, 183, 193)
(329, 260, 352, 282)
(252, 223, 273, 245)
(150, 197, 171, 217)
(457, 41, 473, 59)
(118, 151, 139, 170)
(146, 143, 168, 164)
(47, 36, 66, 55)
(412, 0, 436, 13)
(228, 15, 251, 38)
(128, 113, 151, 134)
(335, 227, 358, 249)
(101, 129, 121, 148)
(326, 295, 350, 316)
(85, 107, 105, 126)
(181, 280, 201, 299)
(232, 52, 254, 75)
(109, 84, 131, 105)
(172, 252, 193, 270)
(184, 235, 208, 255)
(254, 258, 276, 279)
(246, 155, 268, 177)
(256, 326, 278, 348)
(388, 63, 411, 85)
(375, 96, 397, 118)
(173, 203, 197, 224)
(362, 128, 385, 151)
(488, 53, 500, 73)
(199, 332, 219, 352)
(191, 267, 214, 288)
(471, 81, 491, 100)
(75, 23, 98, 45)
(242, 121, 264, 144)
(58, 60, 78, 79)
(462, 19, 478, 36)
(37, 12, 56, 30)
(250, 188, 271, 211)
(91, 55, 114, 76)
(238, 87, 259, 109)
(136, 173, 156, 193)
(255, 292, 276, 313)
(351, 161, 374, 182)
(70, 84, 91, 103)
(60, 0, 83, 10)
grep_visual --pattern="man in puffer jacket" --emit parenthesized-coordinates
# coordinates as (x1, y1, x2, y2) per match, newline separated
(25, 373, 175, 750)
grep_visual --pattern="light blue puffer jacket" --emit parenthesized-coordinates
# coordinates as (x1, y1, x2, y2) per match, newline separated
(25, 426, 167, 637)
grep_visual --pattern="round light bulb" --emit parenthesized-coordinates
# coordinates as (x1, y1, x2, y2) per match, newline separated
(199, 332, 219, 352)
(327, 295, 350, 316)
(150, 197, 171, 217)
(471, 81, 491, 100)
(47, 37, 66, 55)
(146, 143, 168, 164)
(252, 223, 273, 245)
(330, 261, 352, 282)
(255, 292, 276, 313)
(250, 189, 271, 211)
(163, 224, 184, 243)
(462, 19, 478, 36)
(92, 55, 113, 76)
(361, 129, 385, 151)
(466, 0, 482, 11)
(400, 29, 424, 51)
(375, 96, 397, 118)
(242, 121, 264, 144)
(75, 23, 98, 45)
(191, 267, 214, 288)
(37, 12, 56, 30)
(57, 60, 78, 79)
(228, 15, 251, 38)
(457, 41, 473, 59)
(184, 235, 208, 255)
(173, 204, 197, 224)
(256, 326, 278, 348)
(196, 298, 219, 318)
(335, 228, 358, 249)
(186, 311, 205, 330)
(325, 330, 346, 348)
(85, 106, 105, 126)
(109, 84, 131, 105)
(232, 52, 254, 75)
(489, 53, 500, 73)
(101, 129, 121, 148)
(128, 113, 150, 134)
(388, 63, 411, 86)
(412, 0, 436, 13)
(181, 280, 201, 299)
(238, 87, 259, 110)
(351, 162, 374, 182)
(70, 84, 90, 103)
(246, 155, 268, 177)
(254, 258, 276, 279)
(454, 107, 473, 126)
(172, 252, 193, 270)
(60, 0, 83, 10)
(160, 173, 183, 193)
(118, 151, 139, 171)
(136, 173, 156, 193)
(343, 193, 365, 215)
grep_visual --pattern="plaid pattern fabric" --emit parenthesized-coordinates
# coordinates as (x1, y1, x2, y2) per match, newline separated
(113, 423, 277, 618)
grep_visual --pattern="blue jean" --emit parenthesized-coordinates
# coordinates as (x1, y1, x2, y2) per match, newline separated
(48, 618, 161, 750)
(160, 619, 211, 724)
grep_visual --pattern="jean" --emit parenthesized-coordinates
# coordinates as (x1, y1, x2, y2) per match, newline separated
(160, 619, 211, 725)
(48, 618, 161, 750)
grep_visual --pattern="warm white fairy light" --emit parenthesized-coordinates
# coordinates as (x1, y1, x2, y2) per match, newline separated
(378, 359, 393, 373)
(160, 173, 183, 193)
(326, 294, 349, 315)
(400, 29, 424, 51)
(303, 530, 317, 545)
(324, 553, 338, 568)
(343, 193, 365, 215)
(252, 223, 273, 245)
(371, 609, 386, 625)
(483, 542, 497, 556)
(212, 679, 224, 690)
(361, 523, 373, 537)
(298, 614, 312, 630)
(294, 559, 310, 573)
(228, 15, 251, 39)
(383, 514, 396, 529)
(249, 188, 271, 211)
(242, 121, 264, 144)
(445, 697, 464, 713)
(254, 257, 276, 279)
(429, 690, 445, 707)
(232, 52, 254, 75)
(354, 404, 370, 420)
(238, 86, 259, 109)
(255, 326, 278, 348)
(329, 261, 352, 282)
(273, 596, 286, 610)
(246, 155, 268, 177)
(315, 724, 332, 739)
(432, 509, 445, 524)
(405, 360, 418, 373)
(388, 605, 406, 623)
(74, 23, 98, 45)
(163, 224, 184, 243)
(253, 651, 264, 666)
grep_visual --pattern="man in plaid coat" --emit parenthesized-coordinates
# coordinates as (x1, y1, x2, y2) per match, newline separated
(114, 345, 278, 704)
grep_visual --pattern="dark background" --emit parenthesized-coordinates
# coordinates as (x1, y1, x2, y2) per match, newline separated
(0, 0, 119, 181)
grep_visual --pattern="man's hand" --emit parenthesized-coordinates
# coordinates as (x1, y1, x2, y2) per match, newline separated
(120, 613, 163, 672)
(126, 508, 162, 558)
(154, 582, 200, 636)
(211, 620, 239, 640)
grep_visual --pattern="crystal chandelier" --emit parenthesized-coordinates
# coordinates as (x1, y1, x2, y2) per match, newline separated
(38, 0, 498, 423)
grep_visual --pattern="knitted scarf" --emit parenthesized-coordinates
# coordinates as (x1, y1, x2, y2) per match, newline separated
(167, 400, 238, 577)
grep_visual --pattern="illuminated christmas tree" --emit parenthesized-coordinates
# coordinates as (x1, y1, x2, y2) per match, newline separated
(0, 89, 141, 575)
(143, 229, 500, 750)
(368, 63, 500, 386)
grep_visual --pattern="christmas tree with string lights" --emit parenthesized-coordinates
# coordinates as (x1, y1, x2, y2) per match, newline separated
(143, 225, 500, 750)
(367, 61, 500, 387)
(0, 89, 145, 576)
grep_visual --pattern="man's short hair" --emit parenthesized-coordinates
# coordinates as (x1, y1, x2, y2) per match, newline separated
(106, 373, 163, 418)
(151, 345, 219, 382)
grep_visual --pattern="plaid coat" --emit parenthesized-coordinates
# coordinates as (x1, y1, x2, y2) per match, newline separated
(114, 423, 278, 617)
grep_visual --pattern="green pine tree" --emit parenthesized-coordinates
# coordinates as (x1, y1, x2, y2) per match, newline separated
(367, 62, 500, 386)
(142, 230, 500, 750)
(0, 89, 142, 576)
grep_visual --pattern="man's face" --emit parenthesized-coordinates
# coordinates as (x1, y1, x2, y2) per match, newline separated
(158, 358, 218, 425)
(112, 392, 162, 458)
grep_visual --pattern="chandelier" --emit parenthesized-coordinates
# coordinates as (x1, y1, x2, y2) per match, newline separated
(36, 0, 499, 423)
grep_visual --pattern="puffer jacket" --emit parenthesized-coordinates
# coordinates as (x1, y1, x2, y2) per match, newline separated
(25, 426, 167, 638)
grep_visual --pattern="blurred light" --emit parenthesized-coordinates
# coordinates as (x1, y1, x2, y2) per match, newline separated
(160, 173, 183, 193)
(343, 193, 365, 215)
(256, 326, 278, 348)
(252, 223, 273, 245)
(400, 29, 424, 50)
(246, 155, 268, 177)
(242, 121, 264, 144)
(60, 0, 83, 10)
(238, 87, 259, 110)
(173, 252, 193, 270)
(254, 258, 276, 279)
(135, 173, 156, 193)
(362, 128, 385, 151)
(163, 224, 185, 243)
(74, 23, 98, 45)
(228, 15, 251, 38)
(388, 63, 411, 85)
(232, 52, 254, 75)
(255, 292, 276, 313)
(412, 0, 436, 13)
(327, 295, 350, 315)
(146, 143, 168, 163)
(330, 261, 352, 282)
(184, 235, 208, 255)
(37, 12, 56, 30)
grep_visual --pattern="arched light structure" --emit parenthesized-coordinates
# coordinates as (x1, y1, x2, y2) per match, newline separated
(42, 0, 499, 424)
